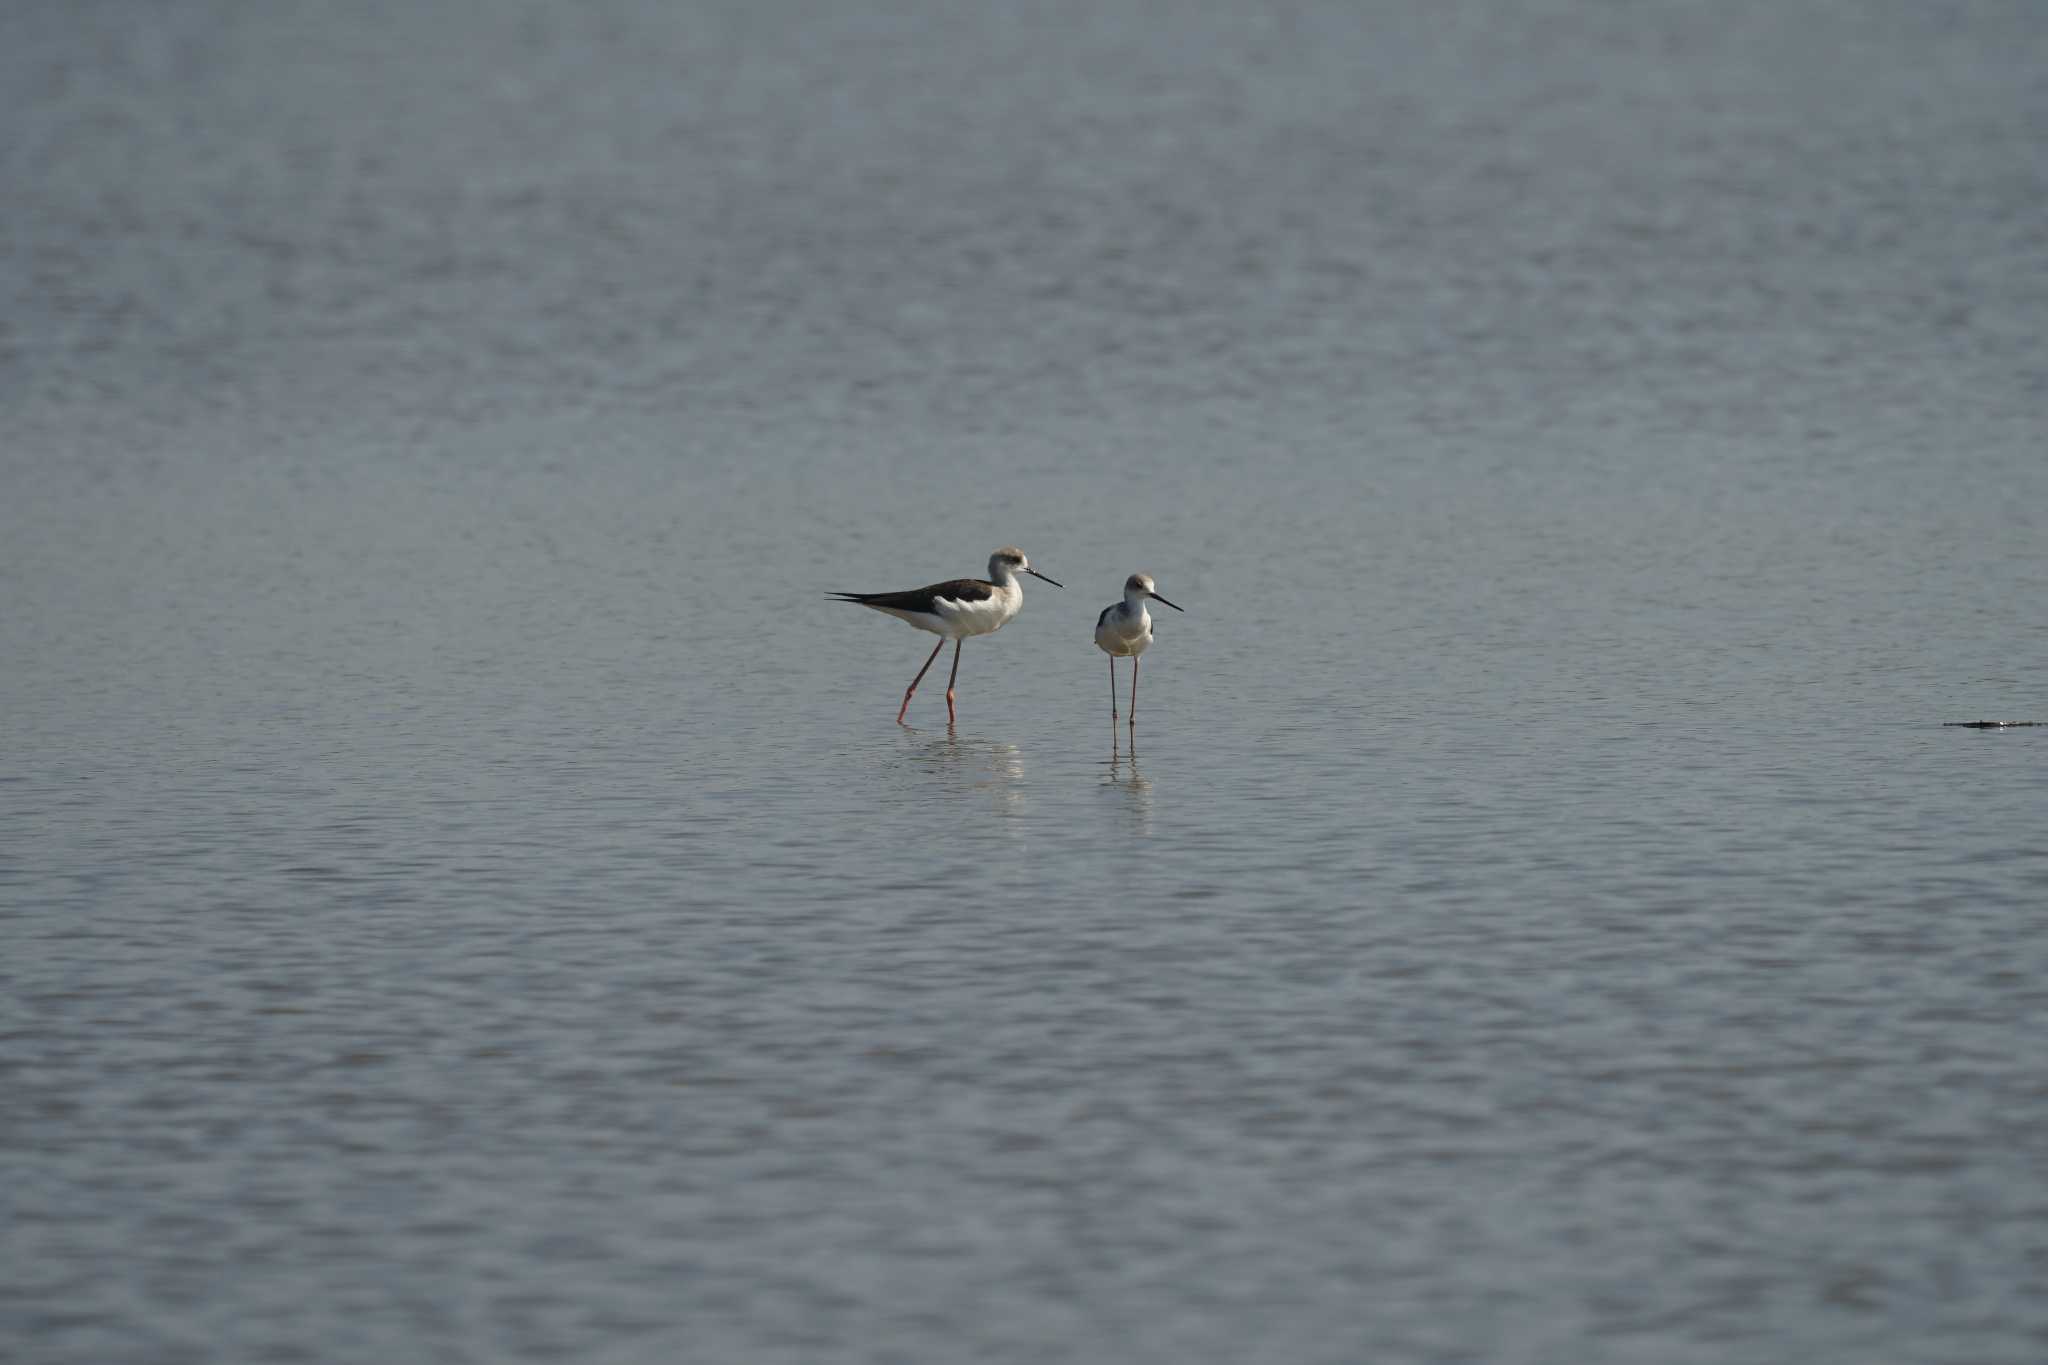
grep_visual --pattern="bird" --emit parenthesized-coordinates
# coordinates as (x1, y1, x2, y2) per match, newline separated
(829, 546, 1063, 725)
(1094, 573, 1184, 724)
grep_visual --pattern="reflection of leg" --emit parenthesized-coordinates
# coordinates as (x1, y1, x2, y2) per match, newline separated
(944, 639, 963, 725)
(898, 636, 947, 724)
(1129, 654, 1139, 726)
(1109, 656, 1118, 719)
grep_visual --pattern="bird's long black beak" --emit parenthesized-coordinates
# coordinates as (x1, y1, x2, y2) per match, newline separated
(1027, 568, 1064, 588)
(1150, 591, 1184, 611)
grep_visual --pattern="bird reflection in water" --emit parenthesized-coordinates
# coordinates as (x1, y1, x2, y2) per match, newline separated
(909, 726, 1027, 815)
(1104, 723, 1153, 836)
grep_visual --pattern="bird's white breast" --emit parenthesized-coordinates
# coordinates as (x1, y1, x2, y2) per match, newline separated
(935, 584, 1021, 638)
(1094, 605, 1151, 657)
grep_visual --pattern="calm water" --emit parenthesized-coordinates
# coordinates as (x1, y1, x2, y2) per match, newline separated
(5, 1, 2047, 1361)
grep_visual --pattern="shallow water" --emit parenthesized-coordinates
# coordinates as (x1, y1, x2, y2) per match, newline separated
(5, 1, 2047, 1361)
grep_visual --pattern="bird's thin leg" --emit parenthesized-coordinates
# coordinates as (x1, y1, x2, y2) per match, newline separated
(1109, 655, 1119, 720)
(1129, 654, 1139, 726)
(944, 639, 963, 725)
(897, 636, 947, 724)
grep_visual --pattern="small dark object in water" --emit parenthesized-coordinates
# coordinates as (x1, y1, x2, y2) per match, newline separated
(1943, 720, 2040, 729)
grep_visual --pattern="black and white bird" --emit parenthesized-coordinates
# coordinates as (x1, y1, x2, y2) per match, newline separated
(829, 546, 1062, 725)
(1093, 573, 1184, 724)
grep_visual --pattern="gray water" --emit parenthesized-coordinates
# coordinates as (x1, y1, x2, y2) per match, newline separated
(5, 1, 2047, 1361)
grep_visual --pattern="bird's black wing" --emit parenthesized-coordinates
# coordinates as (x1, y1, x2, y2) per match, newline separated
(1095, 604, 1118, 630)
(828, 578, 995, 613)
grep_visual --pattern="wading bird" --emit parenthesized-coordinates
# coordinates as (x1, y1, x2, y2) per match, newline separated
(1094, 573, 1183, 724)
(830, 547, 1062, 725)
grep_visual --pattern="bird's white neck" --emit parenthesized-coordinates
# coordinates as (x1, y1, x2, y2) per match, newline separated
(1123, 587, 1151, 612)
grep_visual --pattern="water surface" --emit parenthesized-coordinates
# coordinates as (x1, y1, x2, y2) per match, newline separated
(5, 2, 2047, 1361)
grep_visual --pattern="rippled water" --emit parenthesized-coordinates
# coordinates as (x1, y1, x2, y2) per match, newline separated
(5, 2, 2047, 1361)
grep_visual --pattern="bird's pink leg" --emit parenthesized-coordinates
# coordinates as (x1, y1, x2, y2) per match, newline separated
(1109, 655, 1118, 720)
(1129, 654, 1139, 726)
(897, 636, 947, 724)
(943, 639, 963, 725)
